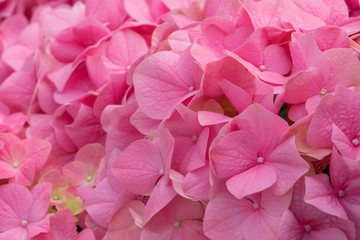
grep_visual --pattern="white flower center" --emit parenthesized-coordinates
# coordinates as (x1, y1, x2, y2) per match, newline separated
(304, 224, 311, 232)
(174, 220, 181, 228)
(257, 157, 264, 164)
(52, 195, 59, 201)
(352, 138, 359, 146)
(320, 89, 327, 96)
(86, 176, 93, 182)
(12, 162, 19, 168)
(253, 203, 260, 210)
(159, 169, 165, 176)
(188, 86, 194, 92)
(192, 135, 198, 142)
(338, 190, 345, 198)
(21, 220, 28, 227)
(259, 65, 266, 71)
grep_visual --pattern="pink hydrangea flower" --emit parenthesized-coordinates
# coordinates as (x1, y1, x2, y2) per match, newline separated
(0, 183, 52, 239)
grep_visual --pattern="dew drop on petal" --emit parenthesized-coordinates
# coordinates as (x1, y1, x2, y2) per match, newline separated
(338, 190, 345, 198)
(352, 138, 359, 146)
(304, 224, 311, 232)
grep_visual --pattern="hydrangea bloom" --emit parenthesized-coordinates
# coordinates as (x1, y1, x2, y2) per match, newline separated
(0, 0, 360, 239)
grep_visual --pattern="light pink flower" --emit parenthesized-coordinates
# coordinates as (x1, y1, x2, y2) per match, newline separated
(211, 104, 309, 199)
(307, 86, 360, 160)
(0, 183, 51, 239)
(204, 188, 292, 240)
(278, 178, 356, 240)
(305, 148, 360, 235)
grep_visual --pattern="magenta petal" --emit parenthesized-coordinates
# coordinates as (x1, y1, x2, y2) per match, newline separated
(226, 164, 277, 199)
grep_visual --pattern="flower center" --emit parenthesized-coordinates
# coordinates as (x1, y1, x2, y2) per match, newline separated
(174, 220, 181, 228)
(21, 220, 28, 227)
(259, 65, 266, 71)
(257, 157, 264, 164)
(304, 224, 311, 232)
(320, 89, 327, 96)
(12, 162, 19, 168)
(253, 203, 260, 210)
(159, 168, 165, 176)
(52, 195, 59, 201)
(192, 135, 198, 142)
(86, 176, 93, 182)
(352, 138, 359, 147)
(338, 190, 345, 198)
(188, 86, 194, 92)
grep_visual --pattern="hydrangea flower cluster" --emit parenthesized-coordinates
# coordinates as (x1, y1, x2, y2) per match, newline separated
(1, 0, 360, 239)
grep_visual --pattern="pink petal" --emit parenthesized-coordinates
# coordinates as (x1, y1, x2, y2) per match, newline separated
(2, 45, 32, 71)
(108, 200, 144, 240)
(0, 71, 36, 108)
(106, 29, 148, 67)
(263, 44, 291, 75)
(84, 178, 134, 228)
(28, 183, 52, 222)
(211, 130, 258, 179)
(86, 0, 126, 30)
(133, 50, 201, 120)
(304, 175, 348, 219)
(0, 184, 32, 231)
(142, 177, 177, 225)
(226, 164, 277, 199)
(267, 136, 309, 195)
(235, 104, 289, 153)
(112, 139, 164, 195)
(48, 209, 77, 240)
(23, 139, 51, 172)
